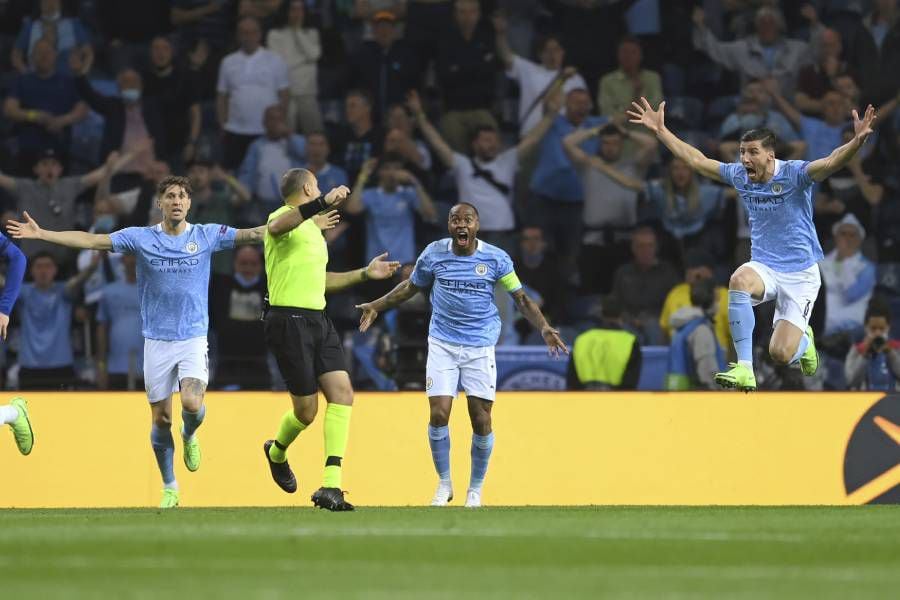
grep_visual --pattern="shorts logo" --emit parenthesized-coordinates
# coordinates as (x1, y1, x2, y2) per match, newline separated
(771, 183, 783, 194)
(425, 376, 433, 391)
(475, 264, 488, 276)
(185, 241, 199, 254)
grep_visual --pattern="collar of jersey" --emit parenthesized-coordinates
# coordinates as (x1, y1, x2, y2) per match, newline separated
(155, 222, 192, 236)
(446, 239, 483, 253)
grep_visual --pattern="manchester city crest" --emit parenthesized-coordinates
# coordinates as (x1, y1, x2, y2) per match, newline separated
(771, 183, 783, 194)
(475, 264, 488, 276)
(185, 241, 199, 254)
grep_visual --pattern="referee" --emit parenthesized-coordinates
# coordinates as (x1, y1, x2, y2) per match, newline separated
(262, 168, 400, 511)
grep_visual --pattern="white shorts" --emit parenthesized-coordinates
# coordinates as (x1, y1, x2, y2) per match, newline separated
(743, 261, 821, 331)
(425, 337, 497, 401)
(143, 337, 209, 403)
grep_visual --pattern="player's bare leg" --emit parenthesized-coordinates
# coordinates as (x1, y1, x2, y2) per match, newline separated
(770, 319, 818, 375)
(264, 391, 317, 493)
(179, 377, 207, 472)
(465, 396, 494, 508)
(428, 395, 454, 506)
(312, 370, 354, 511)
(150, 397, 179, 508)
(716, 266, 766, 392)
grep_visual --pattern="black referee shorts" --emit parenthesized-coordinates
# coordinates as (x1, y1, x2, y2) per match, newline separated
(263, 306, 347, 396)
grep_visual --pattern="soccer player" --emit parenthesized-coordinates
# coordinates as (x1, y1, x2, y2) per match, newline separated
(627, 97, 877, 391)
(7, 175, 268, 508)
(356, 202, 568, 507)
(262, 168, 400, 512)
(0, 232, 30, 454)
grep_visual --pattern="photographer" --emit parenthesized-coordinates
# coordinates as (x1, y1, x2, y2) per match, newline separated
(845, 298, 900, 391)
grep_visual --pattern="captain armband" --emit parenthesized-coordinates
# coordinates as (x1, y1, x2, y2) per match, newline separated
(499, 271, 522, 293)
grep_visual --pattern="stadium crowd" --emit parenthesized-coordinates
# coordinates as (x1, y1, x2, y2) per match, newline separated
(1, 0, 900, 392)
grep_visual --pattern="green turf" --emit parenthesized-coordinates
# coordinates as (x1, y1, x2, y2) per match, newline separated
(1, 506, 899, 599)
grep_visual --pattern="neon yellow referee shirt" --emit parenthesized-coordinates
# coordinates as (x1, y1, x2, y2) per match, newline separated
(264, 205, 328, 310)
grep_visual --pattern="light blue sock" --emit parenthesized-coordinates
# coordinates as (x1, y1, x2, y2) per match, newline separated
(790, 332, 810, 364)
(469, 432, 495, 490)
(181, 404, 206, 440)
(428, 425, 451, 481)
(150, 425, 176, 486)
(728, 290, 755, 364)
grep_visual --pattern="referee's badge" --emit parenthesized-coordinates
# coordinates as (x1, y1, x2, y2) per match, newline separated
(475, 264, 488, 276)
(185, 241, 199, 254)
(771, 183, 783, 194)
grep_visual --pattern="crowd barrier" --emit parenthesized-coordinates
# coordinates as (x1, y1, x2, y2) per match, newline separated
(1, 391, 897, 507)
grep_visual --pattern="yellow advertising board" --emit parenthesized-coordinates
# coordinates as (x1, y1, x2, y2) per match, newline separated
(1, 391, 898, 507)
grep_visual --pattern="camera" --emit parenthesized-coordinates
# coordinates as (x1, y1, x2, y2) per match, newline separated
(870, 335, 887, 352)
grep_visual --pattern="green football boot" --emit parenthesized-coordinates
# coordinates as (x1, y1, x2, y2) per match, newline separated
(9, 397, 33, 455)
(714, 363, 757, 392)
(799, 326, 819, 376)
(183, 434, 201, 472)
(160, 488, 180, 509)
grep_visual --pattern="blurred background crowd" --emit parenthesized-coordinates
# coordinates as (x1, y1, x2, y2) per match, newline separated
(1, 0, 900, 392)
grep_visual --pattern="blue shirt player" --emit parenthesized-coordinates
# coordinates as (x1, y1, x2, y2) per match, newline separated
(356, 203, 567, 507)
(7, 176, 267, 508)
(0, 233, 31, 456)
(628, 97, 878, 392)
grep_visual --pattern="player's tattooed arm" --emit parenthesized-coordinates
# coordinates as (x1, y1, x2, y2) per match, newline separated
(234, 225, 266, 245)
(511, 289, 569, 357)
(356, 279, 420, 332)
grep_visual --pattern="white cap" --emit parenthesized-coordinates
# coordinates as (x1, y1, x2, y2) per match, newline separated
(831, 212, 866, 240)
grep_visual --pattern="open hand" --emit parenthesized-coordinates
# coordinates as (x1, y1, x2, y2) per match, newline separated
(852, 104, 876, 145)
(366, 252, 401, 280)
(6, 211, 42, 240)
(312, 209, 341, 231)
(627, 97, 666, 134)
(541, 326, 569, 358)
(356, 302, 379, 332)
(0, 313, 9, 340)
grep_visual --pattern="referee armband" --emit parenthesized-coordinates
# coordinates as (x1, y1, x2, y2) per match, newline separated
(499, 271, 522, 292)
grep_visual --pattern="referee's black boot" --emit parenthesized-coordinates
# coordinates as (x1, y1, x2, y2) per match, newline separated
(311, 487, 355, 511)
(263, 440, 297, 493)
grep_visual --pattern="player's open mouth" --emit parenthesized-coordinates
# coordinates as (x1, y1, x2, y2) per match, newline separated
(455, 231, 470, 245)
(744, 166, 756, 178)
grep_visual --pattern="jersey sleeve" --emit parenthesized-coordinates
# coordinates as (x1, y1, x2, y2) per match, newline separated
(109, 227, 141, 254)
(497, 251, 522, 293)
(205, 224, 238, 252)
(410, 246, 434, 288)
(718, 162, 743, 186)
(788, 160, 814, 189)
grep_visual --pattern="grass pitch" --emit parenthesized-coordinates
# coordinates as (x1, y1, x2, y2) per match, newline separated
(2, 506, 899, 599)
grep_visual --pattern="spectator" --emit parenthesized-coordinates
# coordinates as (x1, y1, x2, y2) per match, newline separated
(665, 278, 726, 390)
(210, 246, 270, 390)
(435, 0, 500, 153)
(516, 226, 563, 324)
(239, 0, 287, 31)
(331, 89, 383, 181)
(610, 226, 680, 345)
(375, 263, 429, 391)
(303, 131, 350, 194)
(349, 11, 423, 123)
(11, 0, 93, 76)
(562, 123, 659, 293)
(266, 0, 324, 134)
(237, 104, 306, 220)
(96, 0, 170, 74)
(3, 39, 88, 172)
(17, 251, 98, 390)
(820, 214, 876, 337)
(848, 0, 900, 106)
(95, 253, 143, 391)
(567, 295, 641, 391)
(187, 158, 251, 273)
(845, 297, 900, 390)
(0, 149, 132, 268)
(142, 36, 202, 166)
(216, 16, 289, 169)
(493, 14, 587, 136)
(717, 80, 806, 161)
(795, 28, 852, 116)
(597, 36, 663, 125)
(409, 88, 559, 253)
(383, 104, 432, 173)
(767, 81, 848, 162)
(346, 154, 437, 267)
(659, 249, 731, 351)
(531, 87, 606, 284)
(70, 52, 164, 174)
(170, 0, 234, 53)
(692, 5, 813, 97)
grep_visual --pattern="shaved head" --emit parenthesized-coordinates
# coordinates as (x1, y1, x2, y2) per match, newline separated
(280, 168, 316, 200)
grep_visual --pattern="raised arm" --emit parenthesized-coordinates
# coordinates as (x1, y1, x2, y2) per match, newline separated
(64, 251, 101, 299)
(510, 288, 568, 357)
(355, 278, 421, 332)
(691, 7, 743, 72)
(346, 158, 377, 215)
(267, 185, 351, 236)
(762, 78, 802, 129)
(0, 169, 16, 193)
(408, 91, 455, 169)
(326, 252, 400, 294)
(628, 97, 723, 182)
(807, 105, 876, 182)
(492, 12, 514, 71)
(7, 211, 112, 250)
(516, 88, 563, 158)
(562, 126, 644, 191)
(403, 170, 437, 222)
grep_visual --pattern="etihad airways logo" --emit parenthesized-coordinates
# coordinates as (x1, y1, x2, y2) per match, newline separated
(149, 257, 201, 267)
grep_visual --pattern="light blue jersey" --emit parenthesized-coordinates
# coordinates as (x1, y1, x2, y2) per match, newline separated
(720, 160, 824, 272)
(109, 223, 237, 341)
(410, 239, 522, 347)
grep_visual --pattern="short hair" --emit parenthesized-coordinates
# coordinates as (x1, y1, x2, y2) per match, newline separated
(469, 125, 498, 144)
(598, 124, 625, 138)
(599, 294, 624, 320)
(689, 278, 716, 311)
(346, 89, 373, 107)
(157, 175, 192, 198)
(451, 202, 479, 217)
(740, 128, 777, 150)
(306, 130, 328, 142)
(865, 296, 892, 322)
(30, 251, 57, 265)
(618, 34, 642, 49)
(280, 168, 314, 199)
(533, 33, 563, 57)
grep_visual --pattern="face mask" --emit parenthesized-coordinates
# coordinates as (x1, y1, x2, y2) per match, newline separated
(121, 88, 141, 102)
(93, 215, 116, 233)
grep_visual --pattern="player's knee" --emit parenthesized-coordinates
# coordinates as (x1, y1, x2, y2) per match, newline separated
(429, 406, 450, 427)
(729, 271, 755, 292)
(471, 413, 492, 436)
(293, 404, 317, 425)
(152, 413, 172, 429)
(768, 343, 794, 365)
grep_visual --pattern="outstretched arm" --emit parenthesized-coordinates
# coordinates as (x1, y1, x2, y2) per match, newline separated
(516, 87, 564, 158)
(628, 97, 724, 182)
(234, 225, 266, 246)
(326, 252, 401, 294)
(267, 185, 351, 236)
(807, 105, 876, 182)
(408, 90, 456, 169)
(562, 127, 645, 192)
(510, 288, 568, 357)
(7, 211, 112, 250)
(356, 278, 421, 332)
(492, 12, 514, 71)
